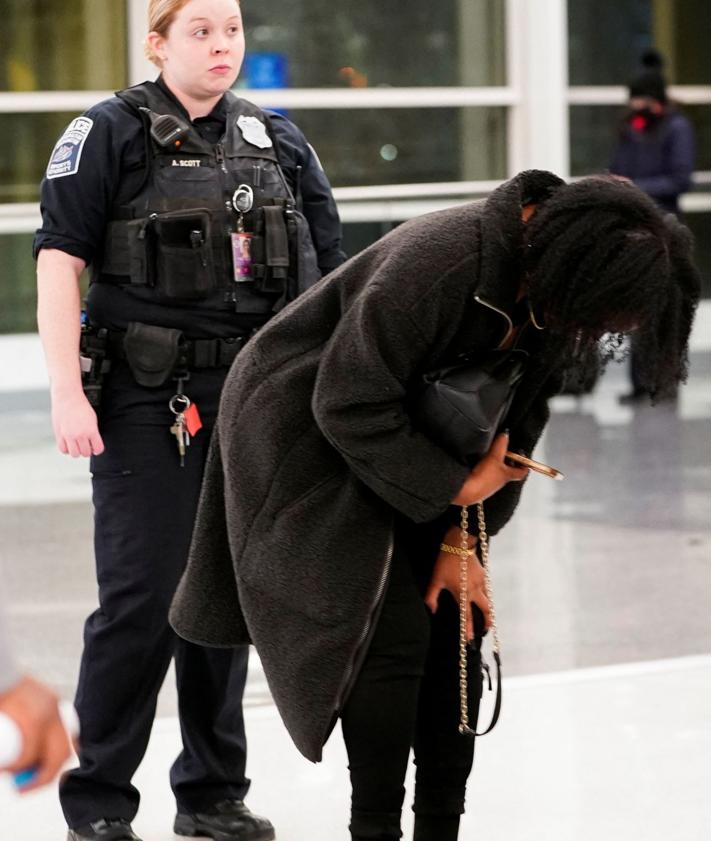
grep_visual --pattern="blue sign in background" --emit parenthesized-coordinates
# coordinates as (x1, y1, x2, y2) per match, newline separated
(241, 52, 289, 115)
(243, 53, 289, 90)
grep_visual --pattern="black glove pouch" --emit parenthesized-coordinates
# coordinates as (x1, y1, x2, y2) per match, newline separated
(123, 322, 183, 387)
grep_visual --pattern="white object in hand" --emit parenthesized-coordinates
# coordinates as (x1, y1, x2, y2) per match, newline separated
(0, 701, 79, 769)
(59, 701, 80, 741)
(0, 712, 23, 766)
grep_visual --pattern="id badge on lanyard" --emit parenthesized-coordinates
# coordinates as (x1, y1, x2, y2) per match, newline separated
(231, 184, 254, 283)
(231, 232, 253, 282)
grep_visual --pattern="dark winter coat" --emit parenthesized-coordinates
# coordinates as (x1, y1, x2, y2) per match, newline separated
(169, 170, 566, 762)
(610, 110, 695, 214)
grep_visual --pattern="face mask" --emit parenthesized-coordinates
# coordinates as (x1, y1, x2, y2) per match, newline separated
(627, 107, 662, 133)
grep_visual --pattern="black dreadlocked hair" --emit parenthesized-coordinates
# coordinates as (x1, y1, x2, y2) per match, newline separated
(522, 176, 701, 400)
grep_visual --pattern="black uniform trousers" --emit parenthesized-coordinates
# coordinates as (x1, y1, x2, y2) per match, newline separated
(341, 514, 485, 841)
(60, 363, 250, 829)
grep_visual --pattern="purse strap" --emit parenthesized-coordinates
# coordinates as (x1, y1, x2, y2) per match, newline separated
(458, 504, 503, 737)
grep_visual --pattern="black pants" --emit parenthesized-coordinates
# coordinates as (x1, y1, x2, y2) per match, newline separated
(60, 365, 250, 828)
(341, 516, 484, 841)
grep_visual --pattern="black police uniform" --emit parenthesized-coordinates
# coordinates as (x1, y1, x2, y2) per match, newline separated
(34, 77, 345, 832)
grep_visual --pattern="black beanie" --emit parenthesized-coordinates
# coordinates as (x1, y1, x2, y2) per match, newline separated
(628, 49, 668, 104)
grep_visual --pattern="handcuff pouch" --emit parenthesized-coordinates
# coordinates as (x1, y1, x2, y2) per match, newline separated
(123, 321, 183, 387)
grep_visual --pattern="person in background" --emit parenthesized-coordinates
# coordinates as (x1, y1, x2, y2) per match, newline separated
(33, 0, 344, 839)
(0, 591, 71, 791)
(610, 48, 695, 404)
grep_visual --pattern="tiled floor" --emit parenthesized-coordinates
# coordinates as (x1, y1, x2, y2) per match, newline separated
(1, 352, 710, 840)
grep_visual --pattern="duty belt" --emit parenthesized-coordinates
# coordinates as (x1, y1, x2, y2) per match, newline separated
(107, 331, 246, 370)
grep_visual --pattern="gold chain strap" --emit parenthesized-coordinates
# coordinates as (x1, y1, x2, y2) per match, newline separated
(458, 502, 501, 735)
(457, 505, 474, 735)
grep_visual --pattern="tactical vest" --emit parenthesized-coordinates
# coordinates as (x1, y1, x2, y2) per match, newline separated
(94, 82, 320, 315)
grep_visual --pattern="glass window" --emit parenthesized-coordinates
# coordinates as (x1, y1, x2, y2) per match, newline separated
(671, 1, 711, 84)
(569, 1, 652, 86)
(569, 0, 711, 86)
(681, 106, 711, 172)
(240, 0, 506, 88)
(0, 112, 81, 204)
(685, 214, 711, 298)
(570, 105, 623, 176)
(342, 222, 397, 259)
(1, 106, 509, 204)
(1, 234, 36, 334)
(288, 107, 507, 187)
(0, 1, 128, 92)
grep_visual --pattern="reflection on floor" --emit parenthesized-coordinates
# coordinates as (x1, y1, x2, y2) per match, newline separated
(1, 354, 710, 839)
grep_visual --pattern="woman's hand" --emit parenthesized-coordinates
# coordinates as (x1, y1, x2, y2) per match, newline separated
(424, 548, 489, 640)
(452, 432, 528, 506)
(51, 387, 104, 458)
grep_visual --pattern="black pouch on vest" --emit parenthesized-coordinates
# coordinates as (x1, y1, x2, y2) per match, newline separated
(123, 322, 183, 387)
(153, 208, 215, 300)
(250, 205, 289, 295)
(289, 209, 320, 297)
(125, 218, 156, 286)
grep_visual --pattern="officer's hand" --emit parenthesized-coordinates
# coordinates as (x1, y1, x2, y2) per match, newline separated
(452, 433, 528, 506)
(0, 676, 72, 793)
(51, 389, 105, 458)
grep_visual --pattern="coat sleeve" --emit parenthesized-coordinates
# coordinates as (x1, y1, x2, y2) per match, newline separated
(311, 280, 471, 524)
(169, 426, 251, 647)
(33, 103, 129, 265)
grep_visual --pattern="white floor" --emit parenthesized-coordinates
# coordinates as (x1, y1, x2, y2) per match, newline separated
(3, 654, 711, 841)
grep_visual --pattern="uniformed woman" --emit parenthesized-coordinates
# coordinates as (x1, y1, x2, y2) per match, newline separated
(34, 1, 344, 840)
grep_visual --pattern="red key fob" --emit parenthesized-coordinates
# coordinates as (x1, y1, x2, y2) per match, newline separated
(183, 402, 203, 437)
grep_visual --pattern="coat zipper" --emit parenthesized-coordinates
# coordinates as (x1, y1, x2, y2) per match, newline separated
(332, 534, 395, 715)
(474, 294, 514, 349)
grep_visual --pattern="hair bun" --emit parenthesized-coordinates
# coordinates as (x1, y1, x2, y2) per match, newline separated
(641, 48, 664, 70)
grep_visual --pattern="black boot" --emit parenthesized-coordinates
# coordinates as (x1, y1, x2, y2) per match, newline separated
(413, 814, 461, 841)
(174, 799, 275, 841)
(349, 808, 403, 840)
(67, 819, 142, 841)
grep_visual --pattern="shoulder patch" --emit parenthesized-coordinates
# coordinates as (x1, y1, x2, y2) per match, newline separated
(46, 117, 94, 180)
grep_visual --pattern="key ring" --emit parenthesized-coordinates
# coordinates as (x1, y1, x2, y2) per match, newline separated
(169, 394, 191, 415)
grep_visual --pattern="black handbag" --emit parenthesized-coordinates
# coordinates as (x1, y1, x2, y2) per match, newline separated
(413, 348, 529, 465)
(411, 347, 529, 737)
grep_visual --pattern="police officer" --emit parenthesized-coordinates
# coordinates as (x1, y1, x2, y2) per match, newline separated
(34, 1, 344, 839)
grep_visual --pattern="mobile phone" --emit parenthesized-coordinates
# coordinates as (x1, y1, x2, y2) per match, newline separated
(505, 451, 565, 480)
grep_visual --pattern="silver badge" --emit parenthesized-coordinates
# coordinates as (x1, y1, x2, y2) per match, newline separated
(236, 115, 273, 150)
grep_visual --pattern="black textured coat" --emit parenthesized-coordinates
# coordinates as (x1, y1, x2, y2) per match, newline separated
(170, 171, 566, 762)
